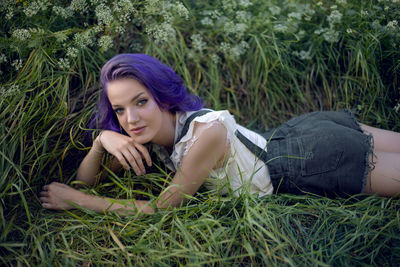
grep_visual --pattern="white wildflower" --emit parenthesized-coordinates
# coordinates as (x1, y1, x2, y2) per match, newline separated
(215, 16, 229, 28)
(0, 54, 7, 64)
(98, 35, 113, 52)
(304, 15, 312, 21)
(304, 5, 316, 16)
(23, 0, 49, 17)
(296, 30, 306, 39)
(384, 6, 389, 11)
(346, 28, 353, 34)
(327, 10, 342, 25)
(269, 6, 281, 15)
(211, 54, 220, 64)
(174, 2, 189, 20)
(1, 84, 20, 97)
(274, 24, 288, 33)
(11, 59, 23, 71)
(223, 20, 236, 34)
(288, 12, 302, 20)
(191, 34, 206, 52)
(58, 58, 70, 70)
(202, 10, 221, 19)
(236, 11, 251, 23)
(222, 0, 237, 11)
(394, 102, 400, 113)
(90, 0, 107, 4)
(147, 22, 176, 44)
(238, 0, 252, 7)
(293, 50, 312, 60)
(5, 9, 13, 20)
(330, 5, 338, 10)
(54, 31, 68, 43)
(219, 42, 231, 54)
(323, 29, 340, 43)
(74, 30, 94, 48)
(234, 23, 248, 37)
(186, 51, 195, 60)
(69, 0, 88, 13)
(114, 0, 136, 23)
(314, 28, 327, 35)
(361, 10, 368, 16)
(230, 41, 249, 59)
(317, 1, 323, 6)
(23, 2, 40, 17)
(12, 29, 31, 41)
(95, 4, 113, 25)
(53, 6, 73, 19)
(115, 26, 126, 34)
(66, 47, 79, 58)
(92, 26, 103, 34)
(201, 17, 214, 26)
(387, 20, 398, 29)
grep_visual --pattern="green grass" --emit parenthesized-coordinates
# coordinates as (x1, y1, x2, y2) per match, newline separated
(1, 0, 400, 265)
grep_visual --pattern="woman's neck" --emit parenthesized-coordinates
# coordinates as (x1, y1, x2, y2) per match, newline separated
(153, 111, 176, 151)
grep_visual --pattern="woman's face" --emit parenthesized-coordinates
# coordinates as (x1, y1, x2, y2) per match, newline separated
(106, 78, 172, 145)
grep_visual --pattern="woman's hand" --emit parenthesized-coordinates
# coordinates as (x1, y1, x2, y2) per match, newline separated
(96, 130, 152, 175)
(39, 182, 84, 210)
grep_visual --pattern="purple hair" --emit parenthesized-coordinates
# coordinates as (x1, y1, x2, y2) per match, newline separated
(90, 53, 203, 133)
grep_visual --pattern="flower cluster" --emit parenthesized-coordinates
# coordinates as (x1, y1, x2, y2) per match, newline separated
(74, 30, 95, 49)
(0, 84, 20, 97)
(11, 29, 31, 41)
(23, 0, 50, 17)
(0, 54, 6, 64)
(57, 58, 71, 70)
(95, 4, 113, 25)
(144, 1, 189, 44)
(98, 35, 114, 52)
(11, 59, 23, 71)
(191, 34, 206, 53)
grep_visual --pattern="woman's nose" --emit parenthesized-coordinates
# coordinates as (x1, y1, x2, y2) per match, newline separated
(127, 108, 140, 124)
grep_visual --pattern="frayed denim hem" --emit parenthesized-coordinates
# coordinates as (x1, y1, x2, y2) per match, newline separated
(341, 109, 375, 194)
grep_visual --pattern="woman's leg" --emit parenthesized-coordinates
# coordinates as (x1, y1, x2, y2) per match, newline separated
(360, 123, 400, 153)
(364, 150, 400, 197)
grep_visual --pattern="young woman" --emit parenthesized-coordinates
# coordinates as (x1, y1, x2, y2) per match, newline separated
(39, 54, 400, 214)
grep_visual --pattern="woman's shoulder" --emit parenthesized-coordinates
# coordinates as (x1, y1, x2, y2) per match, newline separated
(176, 109, 237, 143)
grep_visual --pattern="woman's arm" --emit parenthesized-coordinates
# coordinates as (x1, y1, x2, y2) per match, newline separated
(75, 135, 106, 186)
(155, 121, 229, 209)
(76, 130, 152, 186)
(40, 122, 228, 214)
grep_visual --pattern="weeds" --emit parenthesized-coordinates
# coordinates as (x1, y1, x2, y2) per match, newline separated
(1, 0, 399, 265)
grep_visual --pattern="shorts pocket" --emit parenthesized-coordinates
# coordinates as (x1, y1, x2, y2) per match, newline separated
(297, 134, 343, 176)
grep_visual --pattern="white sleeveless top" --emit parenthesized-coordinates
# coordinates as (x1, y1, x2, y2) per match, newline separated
(152, 110, 273, 197)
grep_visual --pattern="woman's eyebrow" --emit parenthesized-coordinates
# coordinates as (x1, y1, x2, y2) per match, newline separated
(111, 92, 145, 107)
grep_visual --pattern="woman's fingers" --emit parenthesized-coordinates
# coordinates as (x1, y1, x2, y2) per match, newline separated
(126, 146, 146, 174)
(39, 191, 49, 197)
(115, 153, 131, 171)
(134, 143, 152, 167)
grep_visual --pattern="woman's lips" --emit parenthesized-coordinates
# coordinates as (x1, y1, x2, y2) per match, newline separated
(131, 126, 146, 134)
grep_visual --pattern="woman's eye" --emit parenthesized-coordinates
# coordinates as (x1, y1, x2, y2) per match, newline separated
(137, 99, 148, 106)
(114, 108, 124, 114)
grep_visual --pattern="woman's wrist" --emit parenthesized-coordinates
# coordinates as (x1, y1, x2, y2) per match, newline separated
(92, 132, 105, 154)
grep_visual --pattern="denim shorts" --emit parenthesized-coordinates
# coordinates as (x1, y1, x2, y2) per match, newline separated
(262, 110, 374, 198)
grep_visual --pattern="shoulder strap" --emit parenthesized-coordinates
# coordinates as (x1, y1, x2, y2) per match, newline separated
(176, 108, 269, 164)
(175, 109, 213, 144)
(234, 130, 268, 163)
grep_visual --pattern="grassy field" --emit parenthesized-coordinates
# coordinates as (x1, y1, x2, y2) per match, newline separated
(1, 0, 400, 265)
